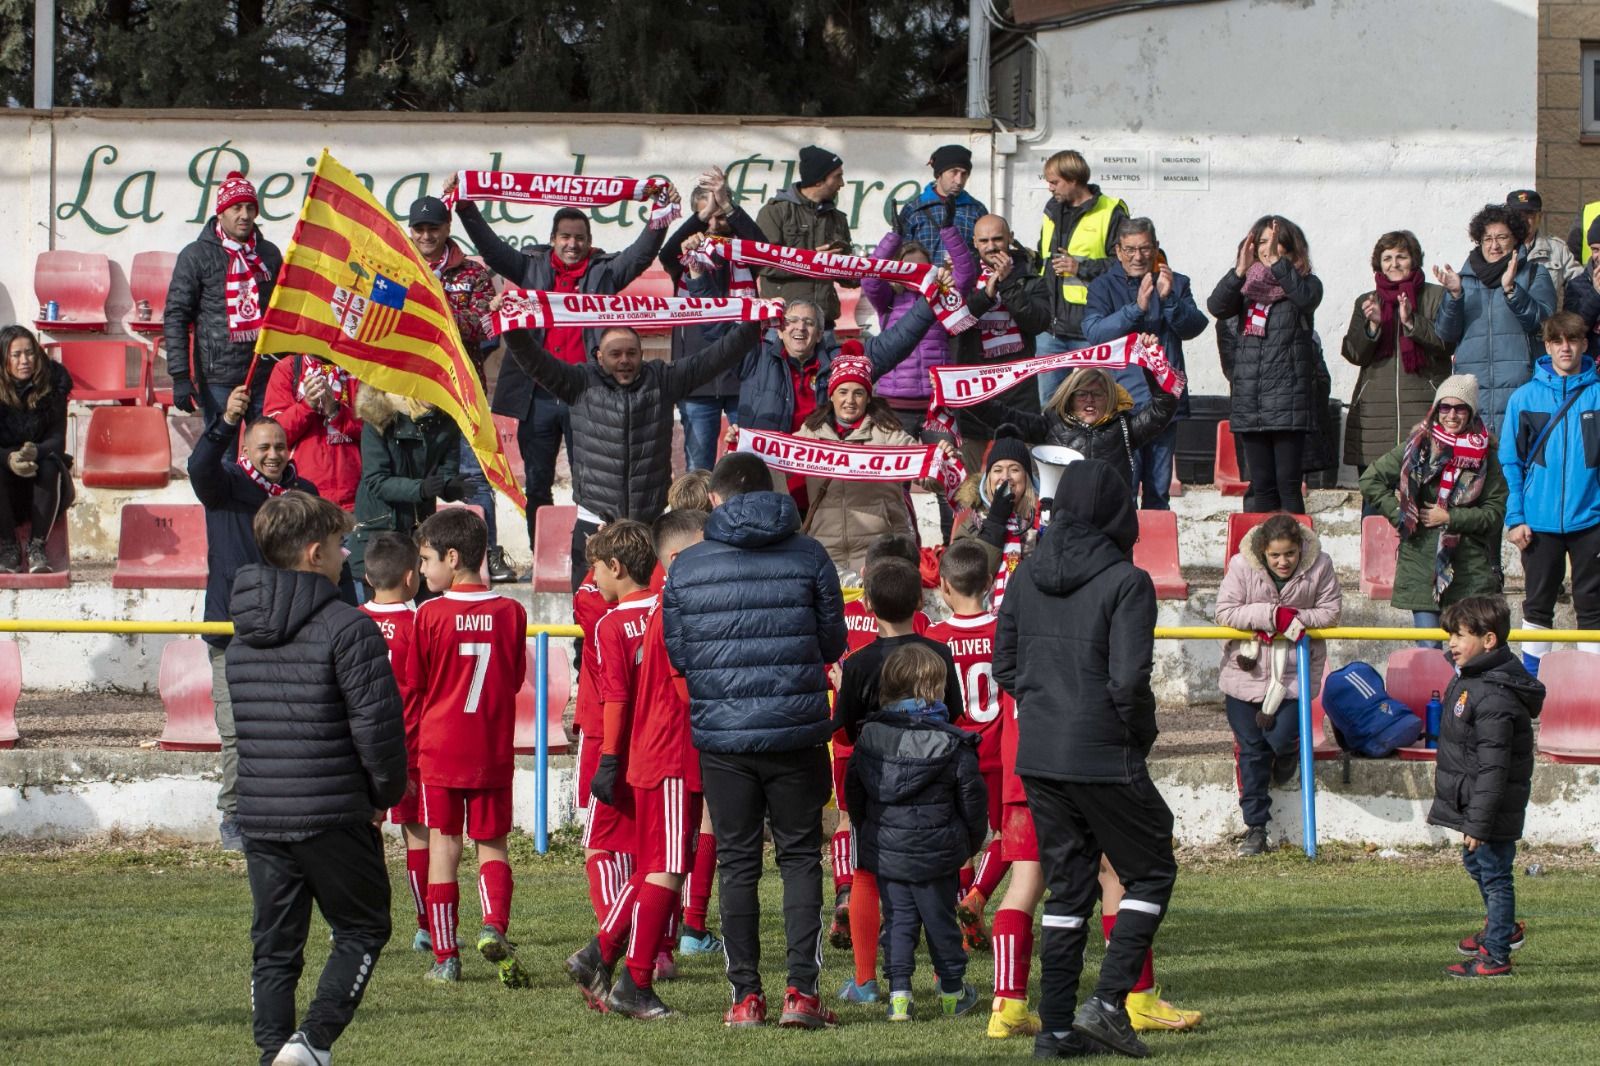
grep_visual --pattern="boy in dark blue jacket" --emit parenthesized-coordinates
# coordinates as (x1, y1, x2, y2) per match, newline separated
(846, 642, 988, 1023)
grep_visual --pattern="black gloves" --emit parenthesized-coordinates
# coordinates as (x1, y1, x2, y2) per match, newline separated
(590, 754, 620, 806)
(890, 198, 905, 238)
(418, 474, 447, 499)
(171, 378, 196, 414)
(440, 478, 467, 502)
(942, 195, 958, 229)
(977, 480, 1015, 549)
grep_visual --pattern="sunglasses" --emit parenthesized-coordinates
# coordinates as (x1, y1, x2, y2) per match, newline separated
(1436, 403, 1473, 416)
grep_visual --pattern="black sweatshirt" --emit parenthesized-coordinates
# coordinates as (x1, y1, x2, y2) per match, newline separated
(833, 633, 963, 744)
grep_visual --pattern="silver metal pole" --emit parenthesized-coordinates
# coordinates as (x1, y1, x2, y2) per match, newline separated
(34, 0, 55, 109)
(966, 0, 989, 119)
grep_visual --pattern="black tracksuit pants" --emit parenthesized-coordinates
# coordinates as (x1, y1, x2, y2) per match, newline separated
(243, 823, 392, 1065)
(699, 746, 832, 1001)
(1521, 522, 1600, 630)
(1023, 773, 1178, 1033)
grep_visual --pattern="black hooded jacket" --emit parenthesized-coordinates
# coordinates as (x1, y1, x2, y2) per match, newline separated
(227, 565, 407, 841)
(993, 459, 1158, 783)
(1427, 646, 1545, 842)
(163, 219, 283, 388)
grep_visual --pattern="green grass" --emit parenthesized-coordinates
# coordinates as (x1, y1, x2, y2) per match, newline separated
(5, 835, 1600, 1064)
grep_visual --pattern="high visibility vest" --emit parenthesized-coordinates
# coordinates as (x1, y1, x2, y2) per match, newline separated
(1037, 195, 1126, 305)
(1583, 200, 1600, 264)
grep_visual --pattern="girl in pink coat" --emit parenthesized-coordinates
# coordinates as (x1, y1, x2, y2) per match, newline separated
(1213, 514, 1342, 855)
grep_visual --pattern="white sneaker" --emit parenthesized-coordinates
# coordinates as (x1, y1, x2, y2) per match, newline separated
(272, 1032, 331, 1066)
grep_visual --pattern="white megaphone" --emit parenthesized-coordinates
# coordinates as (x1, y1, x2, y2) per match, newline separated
(1031, 445, 1083, 511)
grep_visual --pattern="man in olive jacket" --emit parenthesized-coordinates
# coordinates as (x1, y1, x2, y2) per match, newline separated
(756, 145, 854, 325)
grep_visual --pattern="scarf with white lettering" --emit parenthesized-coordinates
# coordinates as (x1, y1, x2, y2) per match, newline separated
(216, 223, 271, 343)
(976, 268, 1023, 357)
(679, 242, 757, 299)
(445, 170, 680, 229)
(238, 455, 295, 497)
(1398, 417, 1490, 602)
(704, 237, 977, 335)
(488, 290, 784, 335)
(735, 427, 967, 507)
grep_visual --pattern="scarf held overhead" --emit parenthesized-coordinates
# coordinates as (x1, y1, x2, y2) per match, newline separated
(489, 291, 784, 335)
(735, 426, 968, 507)
(1397, 419, 1490, 602)
(928, 334, 1184, 410)
(217, 223, 271, 343)
(445, 170, 680, 229)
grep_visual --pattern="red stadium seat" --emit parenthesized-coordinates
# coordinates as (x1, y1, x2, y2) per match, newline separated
(1536, 650, 1600, 764)
(1168, 474, 1183, 499)
(113, 504, 207, 590)
(32, 250, 111, 332)
(127, 251, 177, 337)
(619, 268, 678, 334)
(1385, 646, 1455, 762)
(514, 641, 572, 755)
(1306, 664, 1342, 760)
(46, 340, 148, 404)
(1224, 512, 1312, 563)
(532, 504, 578, 594)
(1133, 510, 1188, 600)
(156, 638, 220, 752)
(1360, 515, 1400, 600)
(0, 518, 71, 590)
(493, 415, 524, 484)
(1214, 420, 1248, 495)
(79, 406, 172, 489)
(0, 640, 19, 749)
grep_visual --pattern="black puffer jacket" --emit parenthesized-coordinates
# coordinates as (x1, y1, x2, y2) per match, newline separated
(227, 565, 407, 841)
(844, 706, 988, 881)
(347, 391, 461, 582)
(1207, 259, 1325, 434)
(994, 459, 1158, 783)
(163, 219, 283, 388)
(663, 491, 847, 754)
(1428, 646, 1545, 842)
(503, 322, 760, 524)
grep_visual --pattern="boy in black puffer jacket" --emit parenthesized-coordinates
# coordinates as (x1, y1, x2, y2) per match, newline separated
(1429, 595, 1545, 980)
(229, 490, 407, 1066)
(846, 643, 988, 1024)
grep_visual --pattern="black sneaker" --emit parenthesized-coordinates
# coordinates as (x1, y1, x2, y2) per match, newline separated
(1237, 826, 1269, 856)
(1271, 752, 1300, 787)
(605, 966, 674, 1020)
(1034, 1030, 1110, 1058)
(565, 937, 614, 1011)
(0, 541, 19, 574)
(487, 546, 517, 584)
(1073, 996, 1150, 1058)
(26, 538, 50, 574)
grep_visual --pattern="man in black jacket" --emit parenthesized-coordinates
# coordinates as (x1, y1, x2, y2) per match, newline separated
(229, 491, 406, 1066)
(993, 459, 1175, 1059)
(501, 319, 761, 589)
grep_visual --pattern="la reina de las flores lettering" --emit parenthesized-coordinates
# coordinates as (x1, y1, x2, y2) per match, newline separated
(55, 141, 924, 242)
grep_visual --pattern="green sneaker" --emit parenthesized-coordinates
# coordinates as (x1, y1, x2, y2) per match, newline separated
(941, 983, 980, 1017)
(411, 928, 433, 953)
(887, 990, 913, 1022)
(476, 924, 531, 989)
(424, 956, 461, 984)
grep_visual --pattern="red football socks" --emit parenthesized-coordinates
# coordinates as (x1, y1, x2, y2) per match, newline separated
(959, 864, 975, 897)
(991, 908, 1033, 1000)
(972, 838, 1010, 904)
(849, 870, 881, 986)
(585, 853, 618, 926)
(425, 882, 459, 963)
(627, 882, 679, 989)
(684, 832, 717, 930)
(479, 860, 512, 936)
(405, 848, 428, 931)
(830, 829, 854, 894)
(1102, 913, 1157, 993)
(598, 872, 643, 964)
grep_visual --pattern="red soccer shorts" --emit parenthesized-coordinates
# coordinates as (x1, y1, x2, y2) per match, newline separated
(576, 731, 598, 808)
(634, 777, 702, 875)
(421, 784, 513, 841)
(389, 777, 422, 826)
(982, 769, 1003, 831)
(832, 750, 851, 813)
(582, 785, 636, 852)
(1001, 802, 1039, 863)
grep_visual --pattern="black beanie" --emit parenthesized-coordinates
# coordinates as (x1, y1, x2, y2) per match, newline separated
(984, 423, 1034, 480)
(798, 145, 843, 188)
(1049, 458, 1139, 555)
(1587, 214, 1600, 248)
(929, 144, 973, 176)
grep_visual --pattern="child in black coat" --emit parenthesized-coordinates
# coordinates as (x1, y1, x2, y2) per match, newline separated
(1427, 595, 1545, 979)
(845, 643, 989, 1023)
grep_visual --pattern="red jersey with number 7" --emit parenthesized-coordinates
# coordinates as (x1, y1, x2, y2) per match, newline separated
(359, 600, 422, 769)
(412, 584, 528, 789)
(924, 612, 1009, 774)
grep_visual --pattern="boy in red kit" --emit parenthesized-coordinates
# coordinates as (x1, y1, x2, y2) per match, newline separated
(358, 532, 429, 953)
(409, 508, 529, 989)
(565, 521, 659, 1011)
(573, 564, 626, 927)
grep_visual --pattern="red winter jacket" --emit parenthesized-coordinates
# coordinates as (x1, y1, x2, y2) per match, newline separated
(262, 355, 363, 511)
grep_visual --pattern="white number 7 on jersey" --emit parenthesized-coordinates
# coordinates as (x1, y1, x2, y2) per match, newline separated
(459, 642, 492, 714)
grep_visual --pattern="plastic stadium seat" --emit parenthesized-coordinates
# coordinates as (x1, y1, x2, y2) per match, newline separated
(1385, 646, 1456, 762)
(46, 340, 148, 404)
(1536, 650, 1600, 764)
(493, 415, 524, 484)
(1360, 515, 1400, 600)
(1306, 664, 1343, 760)
(1225, 512, 1312, 563)
(532, 504, 578, 594)
(80, 406, 172, 489)
(0, 518, 71, 590)
(113, 504, 207, 590)
(1133, 510, 1188, 599)
(0, 640, 19, 749)
(1214, 420, 1248, 495)
(1168, 474, 1183, 499)
(127, 251, 177, 337)
(619, 268, 678, 334)
(156, 638, 220, 752)
(32, 250, 111, 332)
(514, 641, 572, 755)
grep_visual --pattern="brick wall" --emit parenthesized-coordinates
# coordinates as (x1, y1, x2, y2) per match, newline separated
(1539, 2, 1600, 242)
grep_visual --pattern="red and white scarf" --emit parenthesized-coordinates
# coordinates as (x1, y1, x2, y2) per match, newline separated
(1244, 302, 1271, 337)
(216, 223, 271, 343)
(703, 237, 977, 335)
(976, 268, 1024, 357)
(238, 455, 294, 497)
(680, 243, 757, 299)
(991, 506, 1042, 610)
(489, 290, 783, 336)
(444, 170, 680, 229)
(735, 427, 967, 507)
(295, 358, 355, 445)
(1430, 424, 1489, 506)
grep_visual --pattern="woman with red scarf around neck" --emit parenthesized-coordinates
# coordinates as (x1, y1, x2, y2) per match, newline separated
(1359, 374, 1507, 647)
(1341, 231, 1454, 487)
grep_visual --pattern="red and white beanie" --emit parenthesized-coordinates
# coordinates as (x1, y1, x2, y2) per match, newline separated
(828, 341, 872, 395)
(216, 171, 258, 214)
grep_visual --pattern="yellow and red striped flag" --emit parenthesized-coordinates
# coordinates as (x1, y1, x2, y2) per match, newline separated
(254, 149, 525, 512)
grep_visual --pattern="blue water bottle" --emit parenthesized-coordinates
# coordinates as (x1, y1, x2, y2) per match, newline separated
(1425, 690, 1443, 750)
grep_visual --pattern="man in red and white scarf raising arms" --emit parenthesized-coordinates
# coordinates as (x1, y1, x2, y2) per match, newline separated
(164, 170, 284, 425)
(444, 170, 679, 552)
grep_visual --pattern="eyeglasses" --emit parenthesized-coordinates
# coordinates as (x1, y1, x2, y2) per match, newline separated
(1120, 245, 1155, 257)
(1436, 403, 1473, 416)
(784, 317, 820, 329)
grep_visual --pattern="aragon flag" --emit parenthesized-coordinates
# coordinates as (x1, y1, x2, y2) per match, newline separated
(254, 149, 526, 512)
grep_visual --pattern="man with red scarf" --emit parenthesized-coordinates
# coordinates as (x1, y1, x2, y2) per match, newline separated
(164, 171, 284, 426)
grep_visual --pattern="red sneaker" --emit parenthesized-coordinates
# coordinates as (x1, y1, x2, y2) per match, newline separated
(724, 992, 767, 1028)
(1445, 950, 1512, 979)
(778, 987, 839, 1029)
(1457, 920, 1526, 956)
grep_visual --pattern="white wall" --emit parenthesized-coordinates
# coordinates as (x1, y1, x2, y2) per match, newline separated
(1002, 0, 1540, 401)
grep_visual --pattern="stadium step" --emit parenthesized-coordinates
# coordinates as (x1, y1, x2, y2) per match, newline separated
(156, 638, 220, 752)
(112, 504, 207, 590)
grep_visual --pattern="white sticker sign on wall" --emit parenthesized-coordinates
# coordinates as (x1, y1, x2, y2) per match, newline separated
(1155, 151, 1209, 191)
(1088, 149, 1149, 190)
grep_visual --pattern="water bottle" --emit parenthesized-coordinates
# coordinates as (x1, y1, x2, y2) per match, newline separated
(1425, 690, 1443, 750)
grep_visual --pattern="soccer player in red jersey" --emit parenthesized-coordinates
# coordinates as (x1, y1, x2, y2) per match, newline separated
(409, 508, 530, 989)
(564, 521, 659, 1011)
(572, 565, 626, 927)
(357, 532, 429, 953)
